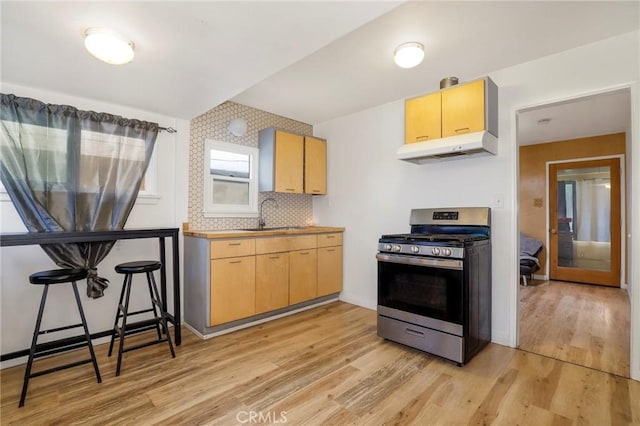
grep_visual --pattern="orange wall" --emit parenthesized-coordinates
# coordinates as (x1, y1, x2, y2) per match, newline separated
(519, 132, 625, 275)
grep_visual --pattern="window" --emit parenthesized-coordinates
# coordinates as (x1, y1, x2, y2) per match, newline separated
(203, 139, 259, 217)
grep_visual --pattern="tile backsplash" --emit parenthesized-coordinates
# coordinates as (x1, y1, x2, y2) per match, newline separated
(189, 101, 314, 231)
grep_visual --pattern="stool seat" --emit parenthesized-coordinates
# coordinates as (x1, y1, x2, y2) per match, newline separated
(115, 261, 161, 274)
(29, 268, 88, 285)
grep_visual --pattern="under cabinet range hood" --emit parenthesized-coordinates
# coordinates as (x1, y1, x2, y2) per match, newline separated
(396, 130, 498, 163)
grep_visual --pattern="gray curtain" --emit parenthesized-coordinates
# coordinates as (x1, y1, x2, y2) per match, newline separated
(0, 93, 158, 298)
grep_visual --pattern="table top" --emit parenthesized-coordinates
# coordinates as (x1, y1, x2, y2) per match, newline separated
(0, 228, 180, 247)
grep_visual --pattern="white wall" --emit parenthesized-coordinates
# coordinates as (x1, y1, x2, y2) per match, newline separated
(313, 30, 640, 379)
(0, 83, 190, 367)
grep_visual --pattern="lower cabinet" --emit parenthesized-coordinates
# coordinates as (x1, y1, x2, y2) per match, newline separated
(186, 231, 344, 332)
(317, 245, 343, 296)
(210, 256, 255, 326)
(289, 249, 318, 305)
(255, 252, 289, 314)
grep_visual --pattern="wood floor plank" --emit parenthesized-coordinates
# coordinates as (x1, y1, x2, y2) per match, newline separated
(519, 280, 630, 377)
(1, 301, 638, 425)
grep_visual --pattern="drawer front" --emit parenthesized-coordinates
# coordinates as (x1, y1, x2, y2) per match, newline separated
(288, 235, 317, 251)
(255, 237, 290, 255)
(317, 233, 342, 247)
(210, 239, 255, 259)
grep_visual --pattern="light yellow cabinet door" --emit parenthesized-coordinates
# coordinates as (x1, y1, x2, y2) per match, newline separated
(255, 252, 290, 314)
(210, 256, 255, 326)
(274, 130, 304, 194)
(405, 92, 442, 143)
(317, 245, 342, 296)
(304, 136, 327, 195)
(441, 79, 485, 137)
(289, 249, 317, 304)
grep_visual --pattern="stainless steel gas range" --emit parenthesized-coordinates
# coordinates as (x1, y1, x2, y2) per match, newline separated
(376, 207, 492, 365)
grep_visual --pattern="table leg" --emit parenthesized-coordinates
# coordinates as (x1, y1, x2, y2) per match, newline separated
(171, 231, 181, 345)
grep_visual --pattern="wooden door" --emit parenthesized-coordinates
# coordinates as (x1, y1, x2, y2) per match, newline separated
(289, 249, 317, 304)
(441, 79, 485, 137)
(274, 130, 304, 193)
(210, 256, 256, 325)
(404, 92, 442, 143)
(317, 245, 342, 296)
(255, 252, 289, 314)
(549, 158, 621, 286)
(304, 136, 327, 195)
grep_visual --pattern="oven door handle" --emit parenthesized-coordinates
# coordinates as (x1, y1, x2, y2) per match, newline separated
(376, 253, 463, 270)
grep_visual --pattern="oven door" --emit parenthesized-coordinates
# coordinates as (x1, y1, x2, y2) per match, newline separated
(377, 253, 464, 327)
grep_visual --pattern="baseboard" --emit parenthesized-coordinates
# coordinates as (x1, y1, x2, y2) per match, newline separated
(190, 297, 340, 340)
(532, 274, 548, 280)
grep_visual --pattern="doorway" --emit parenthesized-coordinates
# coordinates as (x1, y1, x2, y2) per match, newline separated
(516, 88, 631, 377)
(548, 157, 622, 286)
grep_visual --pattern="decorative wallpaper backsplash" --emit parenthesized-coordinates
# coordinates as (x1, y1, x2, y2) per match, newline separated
(189, 101, 314, 231)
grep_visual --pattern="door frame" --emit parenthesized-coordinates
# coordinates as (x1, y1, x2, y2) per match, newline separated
(510, 82, 639, 382)
(545, 155, 625, 287)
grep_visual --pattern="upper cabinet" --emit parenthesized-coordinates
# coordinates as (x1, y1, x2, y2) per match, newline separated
(304, 136, 327, 195)
(405, 91, 442, 143)
(404, 77, 498, 144)
(259, 128, 327, 195)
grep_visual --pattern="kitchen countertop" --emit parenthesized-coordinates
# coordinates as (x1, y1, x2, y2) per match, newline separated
(183, 226, 345, 239)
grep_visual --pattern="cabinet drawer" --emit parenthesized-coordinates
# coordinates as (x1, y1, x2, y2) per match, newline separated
(210, 239, 255, 259)
(317, 233, 342, 247)
(255, 237, 290, 255)
(289, 235, 317, 251)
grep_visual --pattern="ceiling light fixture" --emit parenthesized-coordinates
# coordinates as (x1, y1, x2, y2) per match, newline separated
(83, 27, 135, 65)
(394, 42, 424, 69)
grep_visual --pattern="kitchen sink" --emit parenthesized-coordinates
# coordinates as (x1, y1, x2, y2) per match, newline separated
(240, 226, 306, 232)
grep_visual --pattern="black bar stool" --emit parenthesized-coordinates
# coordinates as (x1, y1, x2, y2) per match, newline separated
(20, 268, 102, 407)
(108, 260, 175, 376)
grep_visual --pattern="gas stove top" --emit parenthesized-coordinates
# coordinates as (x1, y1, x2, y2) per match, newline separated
(380, 233, 489, 244)
(378, 207, 491, 259)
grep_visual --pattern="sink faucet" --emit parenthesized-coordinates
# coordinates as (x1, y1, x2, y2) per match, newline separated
(258, 197, 278, 229)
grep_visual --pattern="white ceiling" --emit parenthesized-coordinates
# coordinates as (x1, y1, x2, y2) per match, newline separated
(517, 90, 631, 146)
(1, 1, 639, 129)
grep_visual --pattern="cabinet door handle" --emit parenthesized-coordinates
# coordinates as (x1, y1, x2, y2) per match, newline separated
(312, 189, 321, 193)
(228, 260, 242, 264)
(326, 249, 335, 252)
(286, 188, 295, 192)
(269, 256, 280, 259)
(228, 243, 241, 246)
(299, 252, 310, 255)
(454, 127, 470, 133)
(326, 235, 335, 239)
(416, 135, 429, 141)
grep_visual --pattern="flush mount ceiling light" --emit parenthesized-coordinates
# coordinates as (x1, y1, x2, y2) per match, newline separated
(394, 42, 424, 69)
(83, 27, 135, 65)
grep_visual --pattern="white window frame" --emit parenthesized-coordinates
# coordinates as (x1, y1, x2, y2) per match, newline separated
(203, 139, 259, 218)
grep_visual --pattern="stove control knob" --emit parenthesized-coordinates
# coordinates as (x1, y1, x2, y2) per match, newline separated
(431, 247, 441, 256)
(442, 248, 452, 257)
(393, 245, 402, 252)
(411, 246, 420, 254)
(384, 244, 392, 251)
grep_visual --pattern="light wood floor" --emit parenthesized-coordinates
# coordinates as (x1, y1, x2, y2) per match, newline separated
(2, 301, 639, 425)
(519, 279, 631, 378)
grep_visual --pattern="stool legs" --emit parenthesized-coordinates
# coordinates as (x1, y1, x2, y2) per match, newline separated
(20, 281, 101, 407)
(116, 273, 134, 376)
(20, 284, 49, 407)
(109, 269, 175, 377)
(148, 271, 175, 358)
(71, 281, 102, 384)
